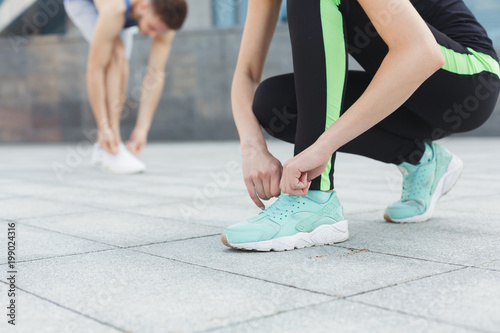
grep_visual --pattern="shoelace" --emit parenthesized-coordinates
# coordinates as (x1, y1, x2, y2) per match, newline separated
(262, 195, 301, 220)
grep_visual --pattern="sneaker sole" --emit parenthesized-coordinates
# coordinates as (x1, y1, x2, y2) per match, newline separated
(384, 155, 464, 223)
(221, 220, 349, 252)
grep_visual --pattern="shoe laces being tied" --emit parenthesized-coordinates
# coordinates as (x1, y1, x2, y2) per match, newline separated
(262, 195, 303, 221)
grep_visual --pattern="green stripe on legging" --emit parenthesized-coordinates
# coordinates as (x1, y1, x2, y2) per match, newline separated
(320, 0, 346, 191)
(439, 45, 500, 78)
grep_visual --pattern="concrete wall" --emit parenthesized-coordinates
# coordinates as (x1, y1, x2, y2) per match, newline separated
(0, 25, 499, 143)
(182, 0, 213, 30)
(0, 25, 294, 143)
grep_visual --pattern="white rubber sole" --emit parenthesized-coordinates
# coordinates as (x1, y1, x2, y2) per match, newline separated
(90, 157, 102, 166)
(385, 155, 464, 223)
(221, 220, 349, 252)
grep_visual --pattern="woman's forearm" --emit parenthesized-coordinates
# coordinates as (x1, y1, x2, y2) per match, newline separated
(231, 71, 267, 151)
(86, 67, 110, 129)
(317, 46, 444, 154)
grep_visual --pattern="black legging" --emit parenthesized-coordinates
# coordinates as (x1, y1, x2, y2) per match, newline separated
(253, 0, 500, 191)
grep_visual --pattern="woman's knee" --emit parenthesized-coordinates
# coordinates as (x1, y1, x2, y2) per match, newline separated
(442, 91, 499, 133)
(253, 74, 295, 121)
(253, 77, 278, 121)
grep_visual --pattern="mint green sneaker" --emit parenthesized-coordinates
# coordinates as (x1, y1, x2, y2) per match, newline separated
(221, 191, 348, 251)
(384, 142, 463, 223)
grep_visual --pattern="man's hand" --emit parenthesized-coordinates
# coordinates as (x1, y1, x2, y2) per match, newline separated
(98, 126, 119, 155)
(280, 143, 332, 196)
(127, 127, 148, 155)
(242, 143, 282, 209)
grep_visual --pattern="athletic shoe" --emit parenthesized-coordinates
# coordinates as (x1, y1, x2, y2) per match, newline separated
(384, 142, 463, 223)
(90, 143, 105, 166)
(101, 143, 146, 174)
(221, 190, 349, 251)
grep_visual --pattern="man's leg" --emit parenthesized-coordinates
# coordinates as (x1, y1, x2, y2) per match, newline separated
(105, 38, 129, 144)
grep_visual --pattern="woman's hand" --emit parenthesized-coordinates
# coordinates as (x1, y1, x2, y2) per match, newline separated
(127, 127, 148, 155)
(242, 144, 283, 209)
(280, 142, 333, 196)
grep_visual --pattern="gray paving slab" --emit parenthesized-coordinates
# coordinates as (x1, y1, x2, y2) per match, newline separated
(211, 299, 472, 333)
(0, 178, 20, 184)
(2, 250, 333, 332)
(44, 186, 175, 210)
(350, 268, 500, 332)
(0, 286, 121, 333)
(0, 138, 498, 331)
(58, 175, 152, 192)
(0, 221, 113, 264)
(0, 197, 96, 220)
(20, 211, 222, 247)
(439, 194, 500, 214)
(129, 183, 245, 200)
(440, 177, 500, 200)
(135, 235, 458, 297)
(0, 181, 73, 197)
(0, 192, 17, 200)
(478, 259, 500, 271)
(337, 210, 500, 266)
(127, 195, 264, 227)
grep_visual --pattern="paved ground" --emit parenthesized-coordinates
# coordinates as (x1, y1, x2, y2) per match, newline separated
(0, 137, 499, 333)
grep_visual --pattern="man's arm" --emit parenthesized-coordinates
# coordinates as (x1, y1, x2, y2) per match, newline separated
(87, 2, 126, 153)
(127, 31, 175, 155)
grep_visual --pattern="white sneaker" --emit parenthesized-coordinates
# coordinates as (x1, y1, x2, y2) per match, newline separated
(101, 143, 146, 174)
(90, 143, 105, 166)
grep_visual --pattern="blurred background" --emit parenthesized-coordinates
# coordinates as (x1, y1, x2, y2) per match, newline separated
(0, 0, 499, 143)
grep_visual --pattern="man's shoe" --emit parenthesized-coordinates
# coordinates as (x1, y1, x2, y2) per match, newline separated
(101, 143, 146, 174)
(384, 142, 463, 223)
(221, 190, 348, 251)
(90, 143, 104, 166)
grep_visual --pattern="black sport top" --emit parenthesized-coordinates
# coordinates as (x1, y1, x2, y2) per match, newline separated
(411, 0, 498, 61)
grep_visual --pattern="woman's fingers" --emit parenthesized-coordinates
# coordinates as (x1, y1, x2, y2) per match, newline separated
(254, 177, 269, 201)
(297, 172, 309, 189)
(281, 162, 311, 196)
(270, 166, 282, 197)
(244, 179, 264, 209)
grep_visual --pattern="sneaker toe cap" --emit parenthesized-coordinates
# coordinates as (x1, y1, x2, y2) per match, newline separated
(385, 200, 426, 220)
(222, 226, 265, 244)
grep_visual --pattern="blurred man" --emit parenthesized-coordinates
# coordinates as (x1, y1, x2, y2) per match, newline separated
(64, 0, 187, 173)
